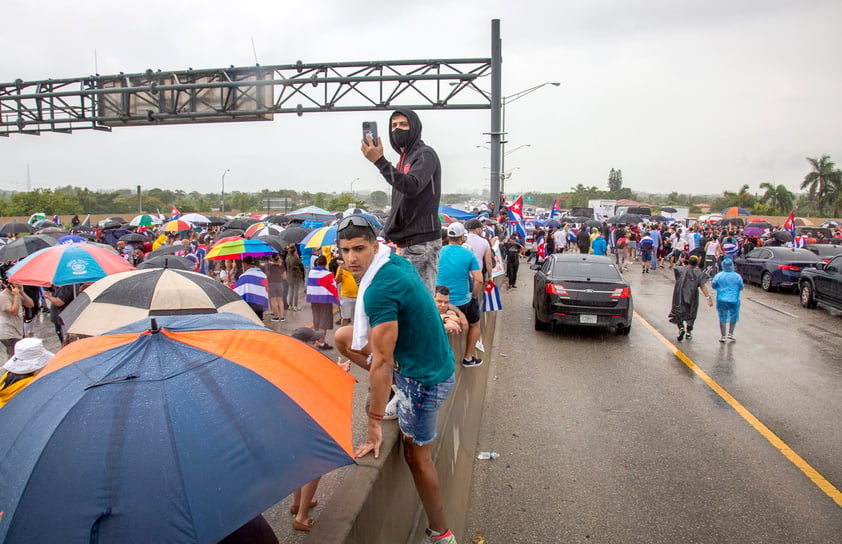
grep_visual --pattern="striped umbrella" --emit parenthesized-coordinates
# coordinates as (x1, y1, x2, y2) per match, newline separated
(162, 219, 193, 232)
(6, 242, 135, 286)
(0, 313, 354, 543)
(302, 225, 338, 249)
(206, 239, 278, 260)
(244, 222, 268, 238)
(130, 214, 163, 227)
(438, 212, 455, 225)
(61, 268, 263, 336)
(247, 225, 284, 239)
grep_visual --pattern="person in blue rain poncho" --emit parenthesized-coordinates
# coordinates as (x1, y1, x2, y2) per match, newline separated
(711, 258, 744, 343)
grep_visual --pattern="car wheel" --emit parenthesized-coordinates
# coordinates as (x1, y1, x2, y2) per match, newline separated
(617, 323, 632, 335)
(800, 282, 817, 309)
(534, 310, 548, 331)
(761, 271, 773, 291)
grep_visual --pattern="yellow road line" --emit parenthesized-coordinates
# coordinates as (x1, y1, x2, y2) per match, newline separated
(634, 311, 842, 509)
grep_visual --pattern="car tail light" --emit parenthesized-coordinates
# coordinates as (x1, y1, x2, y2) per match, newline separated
(823, 259, 832, 264)
(778, 264, 800, 271)
(610, 287, 630, 298)
(546, 283, 568, 296)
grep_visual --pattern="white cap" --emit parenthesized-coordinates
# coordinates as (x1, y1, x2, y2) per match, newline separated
(446, 222, 467, 238)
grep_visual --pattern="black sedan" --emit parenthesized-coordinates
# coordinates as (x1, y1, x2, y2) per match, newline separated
(532, 254, 633, 334)
(800, 255, 842, 311)
(733, 247, 820, 291)
(804, 243, 842, 264)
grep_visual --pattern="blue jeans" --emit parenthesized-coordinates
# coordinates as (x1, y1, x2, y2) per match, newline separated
(393, 372, 455, 446)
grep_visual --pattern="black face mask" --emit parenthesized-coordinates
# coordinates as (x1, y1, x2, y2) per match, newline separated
(392, 128, 411, 148)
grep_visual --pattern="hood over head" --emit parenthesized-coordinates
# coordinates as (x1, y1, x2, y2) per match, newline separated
(721, 258, 735, 272)
(388, 108, 423, 154)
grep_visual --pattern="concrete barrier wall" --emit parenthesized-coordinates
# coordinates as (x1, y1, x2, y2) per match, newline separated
(307, 311, 497, 543)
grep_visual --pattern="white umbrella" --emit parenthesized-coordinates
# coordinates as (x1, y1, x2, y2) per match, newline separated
(181, 213, 211, 225)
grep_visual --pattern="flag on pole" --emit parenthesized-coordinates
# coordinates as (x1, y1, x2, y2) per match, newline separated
(170, 206, 182, 220)
(550, 200, 561, 219)
(782, 211, 796, 237)
(482, 280, 503, 312)
(156, 209, 166, 221)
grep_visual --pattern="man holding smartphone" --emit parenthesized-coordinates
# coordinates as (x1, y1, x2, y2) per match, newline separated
(360, 108, 442, 293)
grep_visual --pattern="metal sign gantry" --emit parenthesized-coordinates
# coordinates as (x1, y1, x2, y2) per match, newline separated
(0, 59, 491, 135)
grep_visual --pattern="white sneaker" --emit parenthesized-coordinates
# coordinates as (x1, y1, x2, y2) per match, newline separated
(383, 394, 399, 420)
(727, 334, 736, 342)
(421, 528, 457, 544)
(719, 336, 727, 343)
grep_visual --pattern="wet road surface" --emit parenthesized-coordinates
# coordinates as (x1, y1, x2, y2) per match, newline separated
(465, 259, 842, 543)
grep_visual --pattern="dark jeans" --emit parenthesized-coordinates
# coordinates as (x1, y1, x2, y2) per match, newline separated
(506, 261, 519, 286)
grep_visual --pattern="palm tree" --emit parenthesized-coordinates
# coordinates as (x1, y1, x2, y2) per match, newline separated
(801, 155, 842, 215)
(737, 184, 754, 209)
(759, 182, 794, 214)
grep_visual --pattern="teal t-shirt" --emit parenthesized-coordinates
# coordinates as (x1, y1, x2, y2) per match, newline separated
(365, 253, 454, 386)
(436, 244, 480, 306)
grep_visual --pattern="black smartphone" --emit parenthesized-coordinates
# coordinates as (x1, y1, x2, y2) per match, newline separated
(362, 121, 378, 145)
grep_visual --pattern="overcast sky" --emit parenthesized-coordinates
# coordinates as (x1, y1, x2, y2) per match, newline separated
(1, 0, 840, 203)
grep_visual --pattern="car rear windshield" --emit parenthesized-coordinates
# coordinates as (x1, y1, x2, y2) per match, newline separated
(552, 261, 621, 280)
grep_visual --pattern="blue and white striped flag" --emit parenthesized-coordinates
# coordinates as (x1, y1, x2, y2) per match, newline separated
(482, 280, 503, 312)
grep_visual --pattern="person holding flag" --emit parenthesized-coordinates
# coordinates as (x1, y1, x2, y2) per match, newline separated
(306, 254, 340, 350)
(549, 199, 562, 219)
(782, 211, 799, 246)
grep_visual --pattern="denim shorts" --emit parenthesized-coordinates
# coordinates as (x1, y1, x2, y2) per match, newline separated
(393, 372, 455, 446)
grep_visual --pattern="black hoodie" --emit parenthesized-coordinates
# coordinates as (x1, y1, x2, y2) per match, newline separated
(373, 108, 442, 246)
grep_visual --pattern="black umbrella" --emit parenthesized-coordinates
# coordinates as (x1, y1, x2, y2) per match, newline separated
(0, 234, 58, 262)
(561, 216, 589, 224)
(100, 220, 123, 230)
(206, 216, 228, 226)
(660, 207, 677, 213)
(544, 219, 561, 229)
(255, 235, 286, 252)
(32, 219, 59, 229)
(136, 256, 195, 271)
(279, 226, 310, 244)
(716, 218, 745, 227)
(144, 244, 186, 259)
(223, 219, 254, 230)
(265, 214, 290, 225)
(0, 222, 34, 235)
(649, 215, 668, 222)
(119, 233, 149, 243)
(583, 220, 602, 229)
(613, 213, 643, 225)
(772, 230, 793, 242)
(217, 229, 245, 239)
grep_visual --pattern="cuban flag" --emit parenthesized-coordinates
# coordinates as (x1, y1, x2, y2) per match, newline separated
(550, 200, 561, 219)
(508, 220, 527, 240)
(536, 235, 547, 259)
(506, 195, 524, 223)
(783, 211, 796, 238)
(306, 268, 341, 305)
(170, 205, 182, 220)
(482, 280, 503, 312)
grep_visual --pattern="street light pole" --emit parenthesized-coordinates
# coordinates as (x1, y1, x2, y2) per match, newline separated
(221, 169, 230, 213)
(350, 177, 359, 201)
(499, 82, 560, 204)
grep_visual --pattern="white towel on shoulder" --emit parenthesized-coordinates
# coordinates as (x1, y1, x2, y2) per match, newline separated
(352, 243, 392, 350)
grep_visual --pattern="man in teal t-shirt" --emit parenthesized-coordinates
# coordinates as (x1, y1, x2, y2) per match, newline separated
(334, 215, 457, 544)
(436, 222, 484, 367)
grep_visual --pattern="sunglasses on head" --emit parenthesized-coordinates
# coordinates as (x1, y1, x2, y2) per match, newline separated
(338, 215, 374, 233)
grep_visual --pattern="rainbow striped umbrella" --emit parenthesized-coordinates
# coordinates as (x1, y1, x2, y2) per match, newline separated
(243, 222, 267, 238)
(162, 219, 192, 232)
(206, 239, 277, 260)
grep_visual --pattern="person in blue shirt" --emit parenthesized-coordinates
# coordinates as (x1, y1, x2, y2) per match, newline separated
(711, 258, 744, 342)
(436, 222, 484, 367)
(591, 231, 608, 256)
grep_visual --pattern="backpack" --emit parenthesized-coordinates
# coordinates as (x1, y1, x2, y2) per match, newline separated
(617, 237, 628, 249)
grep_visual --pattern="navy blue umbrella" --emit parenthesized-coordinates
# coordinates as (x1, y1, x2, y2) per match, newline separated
(0, 314, 355, 543)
